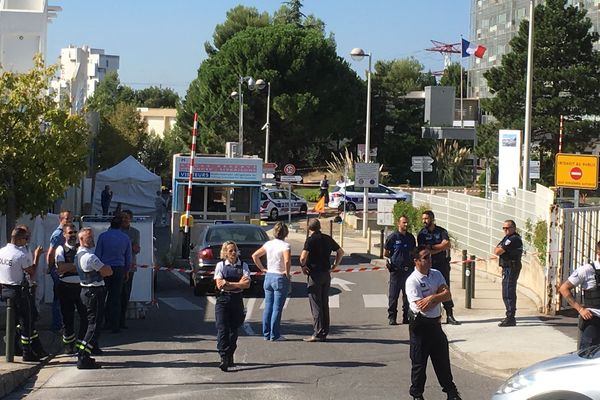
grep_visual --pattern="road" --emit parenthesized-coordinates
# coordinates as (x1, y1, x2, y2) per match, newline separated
(7, 255, 502, 400)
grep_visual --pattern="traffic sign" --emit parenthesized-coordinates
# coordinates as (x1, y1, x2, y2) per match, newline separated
(555, 153, 599, 189)
(411, 165, 433, 172)
(411, 156, 434, 166)
(355, 162, 379, 188)
(283, 163, 296, 176)
(263, 162, 278, 169)
(280, 175, 302, 182)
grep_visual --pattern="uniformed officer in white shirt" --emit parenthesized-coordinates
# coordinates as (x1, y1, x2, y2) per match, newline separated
(75, 228, 113, 369)
(405, 245, 461, 400)
(559, 240, 600, 350)
(0, 226, 45, 361)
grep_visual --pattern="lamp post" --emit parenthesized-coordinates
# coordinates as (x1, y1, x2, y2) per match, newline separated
(236, 75, 257, 157)
(255, 79, 271, 163)
(350, 47, 372, 238)
(522, 0, 535, 191)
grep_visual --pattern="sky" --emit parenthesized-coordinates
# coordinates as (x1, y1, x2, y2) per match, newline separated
(47, 1, 471, 96)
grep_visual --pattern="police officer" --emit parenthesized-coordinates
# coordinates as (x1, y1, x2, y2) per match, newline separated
(0, 227, 45, 361)
(319, 175, 329, 200)
(558, 240, 600, 350)
(417, 210, 460, 325)
(55, 222, 87, 354)
(406, 245, 462, 400)
(384, 215, 416, 325)
(75, 228, 113, 369)
(214, 240, 251, 372)
(494, 219, 523, 327)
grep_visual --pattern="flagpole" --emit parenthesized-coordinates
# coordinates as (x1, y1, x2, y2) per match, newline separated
(460, 36, 464, 128)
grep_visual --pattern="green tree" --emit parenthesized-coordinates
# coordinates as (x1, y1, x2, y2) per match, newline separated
(440, 62, 466, 97)
(483, 0, 600, 183)
(204, 5, 270, 55)
(0, 56, 89, 236)
(134, 86, 180, 108)
(175, 23, 363, 167)
(370, 58, 436, 184)
(138, 131, 170, 184)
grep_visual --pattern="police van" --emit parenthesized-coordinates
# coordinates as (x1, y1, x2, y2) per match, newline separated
(260, 188, 308, 220)
(328, 181, 411, 211)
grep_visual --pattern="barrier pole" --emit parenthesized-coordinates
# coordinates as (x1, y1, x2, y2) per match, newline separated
(379, 229, 385, 258)
(461, 250, 468, 289)
(465, 262, 472, 309)
(329, 219, 333, 237)
(470, 255, 476, 299)
(5, 298, 15, 362)
(182, 112, 198, 259)
(367, 228, 372, 255)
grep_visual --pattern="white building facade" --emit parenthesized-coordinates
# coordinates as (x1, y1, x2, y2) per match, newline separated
(50, 46, 120, 113)
(0, 0, 60, 72)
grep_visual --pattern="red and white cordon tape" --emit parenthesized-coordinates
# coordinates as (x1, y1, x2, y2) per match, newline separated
(136, 264, 386, 275)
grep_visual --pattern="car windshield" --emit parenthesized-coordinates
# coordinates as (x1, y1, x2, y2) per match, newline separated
(207, 226, 268, 243)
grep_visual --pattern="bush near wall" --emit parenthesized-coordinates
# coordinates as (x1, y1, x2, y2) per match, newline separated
(392, 201, 430, 235)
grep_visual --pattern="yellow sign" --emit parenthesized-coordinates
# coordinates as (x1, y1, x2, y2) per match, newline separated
(555, 153, 599, 189)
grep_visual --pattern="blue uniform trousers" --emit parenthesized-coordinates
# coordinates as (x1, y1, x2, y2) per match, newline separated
(501, 264, 521, 318)
(579, 315, 600, 350)
(215, 292, 245, 359)
(388, 268, 411, 321)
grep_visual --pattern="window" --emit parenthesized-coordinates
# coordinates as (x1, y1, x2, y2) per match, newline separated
(207, 187, 227, 212)
(230, 187, 250, 213)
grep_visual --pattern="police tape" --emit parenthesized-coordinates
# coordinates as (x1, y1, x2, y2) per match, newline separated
(135, 264, 387, 275)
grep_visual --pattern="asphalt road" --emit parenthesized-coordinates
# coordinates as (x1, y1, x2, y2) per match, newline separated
(7, 256, 502, 400)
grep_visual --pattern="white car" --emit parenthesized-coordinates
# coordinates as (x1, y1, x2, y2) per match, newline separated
(260, 188, 308, 220)
(328, 181, 411, 211)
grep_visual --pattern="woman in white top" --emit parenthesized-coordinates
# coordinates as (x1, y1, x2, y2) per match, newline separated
(252, 222, 291, 341)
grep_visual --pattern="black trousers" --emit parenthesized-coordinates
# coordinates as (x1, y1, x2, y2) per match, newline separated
(120, 271, 135, 326)
(307, 271, 331, 338)
(2, 285, 34, 353)
(79, 286, 106, 358)
(104, 267, 125, 331)
(57, 281, 87, 345)
(579, 315, 600, 350)
(501, 265, 521, 318)
(215, 292, 244, 359)
(436, 262, 454, 311)
(388, 268, 411, 321)
(409, 314, 458, 397)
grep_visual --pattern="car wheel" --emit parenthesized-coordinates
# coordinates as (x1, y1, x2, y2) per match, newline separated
(346, 202, 357, 212)
(270, 208, 279, 220)
(300, 204, 307, 214)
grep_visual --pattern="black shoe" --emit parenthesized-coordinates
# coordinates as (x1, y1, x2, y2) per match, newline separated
(388, 318, 398, 326)
(446, 315, 461, 325)
(77, 357, 101, 369)
(228, 354, 235, 367)
(22, 352, 40, 362)
(303, 336, 325, 342)
(413, 396, 425, 400)
(447, 393, 462, 400)
(219, 357, 229, 372)
(498, 317, 516, 327)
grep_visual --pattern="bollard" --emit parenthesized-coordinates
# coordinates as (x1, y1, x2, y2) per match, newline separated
(379, 229, 385, 259)
(181, 231, 191, 259)
(461, 250, 468, 289)
(5, 298, 15, 362)
(470, 255, 476, 299)
(305, 214, 310, 240)
(367, 228, 372, 255)
(329, 219, 333, 237)
(465, 262, 472, 309)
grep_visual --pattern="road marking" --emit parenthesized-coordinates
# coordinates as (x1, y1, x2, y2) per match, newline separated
(206, 296, 216, 305)
(259, 298, 290, 310)
(159, 297, 202, 311)
(331, 277, 356, 291)
(363, 294, 388, 308)
(242, 298, 257, 335)
(329, 294, 340, 308)
(172, 271, 190, 285)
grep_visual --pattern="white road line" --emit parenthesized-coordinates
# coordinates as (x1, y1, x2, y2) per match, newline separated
(159, 297, 202, 311)
(329, 294, 340, 308)
(172, 271, 190, 285)
(206, 296, 216, 305)
(363, 294, 388, 308)
(242, 298, 257, 335)
(259, 298, 290, 310)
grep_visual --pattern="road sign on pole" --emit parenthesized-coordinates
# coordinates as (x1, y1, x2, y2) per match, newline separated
(283, 164, 296, 176)
(411, 156, 434, 188)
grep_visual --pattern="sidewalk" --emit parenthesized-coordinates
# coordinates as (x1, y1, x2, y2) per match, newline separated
(287, 217, 578, 380)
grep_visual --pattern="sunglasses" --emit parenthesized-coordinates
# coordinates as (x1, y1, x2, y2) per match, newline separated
(502, 226, 512, 230)
(67, 231, 78, 235)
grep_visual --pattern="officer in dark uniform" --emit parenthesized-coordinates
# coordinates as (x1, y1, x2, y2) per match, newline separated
(417, 210, 460, 325)
(384, 215, 416, 325)
(559, 240, 600, 349)
(494, 219, 523, 327)
(214, 240, 251, 372)
(55, 222, 87, 354)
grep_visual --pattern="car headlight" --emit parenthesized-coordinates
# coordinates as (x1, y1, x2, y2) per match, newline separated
(496, 372, 535, 394)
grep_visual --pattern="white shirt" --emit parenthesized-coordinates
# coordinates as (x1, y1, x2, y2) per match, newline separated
(76, 247, 105, 287)
(406, 268, 447, 318)
(55, 243, 81, 284)
(0, 243, 31, 285)
(214, 259, 250, 293)
(568, 260, 600, 317)
(263, 239, 290, 275)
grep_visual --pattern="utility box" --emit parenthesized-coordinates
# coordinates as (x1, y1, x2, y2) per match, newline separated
(225, 142, 240, 158)
(424, 86, 455, 126)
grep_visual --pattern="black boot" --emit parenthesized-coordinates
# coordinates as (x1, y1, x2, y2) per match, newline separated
(446, 310, 461, 325)
(31, 336, 48, 359)
(219, 356, 229, 372)
(228, 354, 235, 368)
(498, 317, 516, 327)
(22, 346, 40, 362)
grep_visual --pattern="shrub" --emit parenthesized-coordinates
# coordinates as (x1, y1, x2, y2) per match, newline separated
(391, 201, 430, 235)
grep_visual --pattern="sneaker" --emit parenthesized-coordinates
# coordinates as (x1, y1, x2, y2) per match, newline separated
(498, 318, 516, 327)
(271, 336, 286, 342)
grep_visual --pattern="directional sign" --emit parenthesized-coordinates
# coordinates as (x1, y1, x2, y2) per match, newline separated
(411, 165, 433, 173)
(555, 153, 599, 189)
(283, 163, 296, 176)
(411, 156, 434, 166)
(263, 162, 278, 170)
(280, 175, 302, 182)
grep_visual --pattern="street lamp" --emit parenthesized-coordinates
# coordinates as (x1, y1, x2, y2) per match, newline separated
(255, 79, 271, 163)
(350, 47, 372, 238)
(236, 75, 256, 157)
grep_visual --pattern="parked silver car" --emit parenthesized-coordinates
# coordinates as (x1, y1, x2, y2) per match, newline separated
(492, 345, 600, 399)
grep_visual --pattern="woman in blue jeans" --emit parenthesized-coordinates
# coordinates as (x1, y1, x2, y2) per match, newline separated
(252, 222, 291, 341)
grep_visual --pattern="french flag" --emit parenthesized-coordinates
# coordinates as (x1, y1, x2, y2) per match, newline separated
(462, 38, 486, 58)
